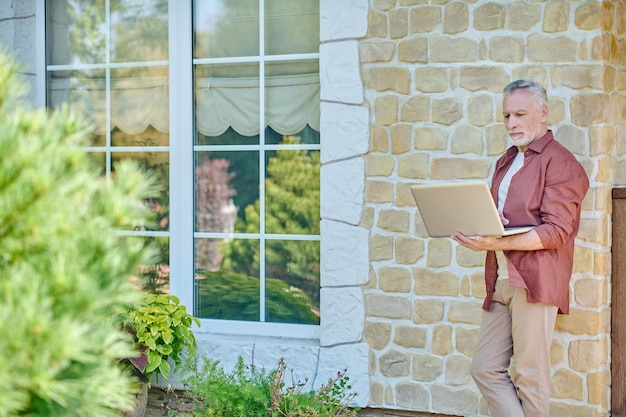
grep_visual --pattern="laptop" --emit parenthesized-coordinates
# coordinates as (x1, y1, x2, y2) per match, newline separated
(410, 182, 535, 238)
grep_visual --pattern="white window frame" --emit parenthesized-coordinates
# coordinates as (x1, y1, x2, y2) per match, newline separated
(38, 0, 321, 339)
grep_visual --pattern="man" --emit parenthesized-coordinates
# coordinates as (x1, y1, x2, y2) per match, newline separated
(451, 80, 589, 417)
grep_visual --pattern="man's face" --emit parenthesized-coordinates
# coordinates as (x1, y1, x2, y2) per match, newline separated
(502, 88, 548, 150)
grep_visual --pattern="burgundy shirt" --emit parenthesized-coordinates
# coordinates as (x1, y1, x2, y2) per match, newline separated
(483, 131, 589, 314)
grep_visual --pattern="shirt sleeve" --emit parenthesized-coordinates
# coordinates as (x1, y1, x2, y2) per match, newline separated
(535, 159, 589, 249)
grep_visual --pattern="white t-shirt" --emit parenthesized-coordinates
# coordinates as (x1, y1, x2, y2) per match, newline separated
(496, 151, 524, 279)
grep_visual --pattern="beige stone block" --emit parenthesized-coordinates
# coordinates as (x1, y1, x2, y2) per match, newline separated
(371, 234, 394, 261)
(396, 182, 418, 207)
(578, 217, 610, 246)
(380, 349, 411, 377)
(555, 308, 610, 336)
(448, 301, 483, 325)
(367, 10, 387, 38)
(395, 382, 429, 410)
(366, 266, 377, 289)
(489, 36, 524, 63)
(445, 355, 471, 385)
(568, 337, 608, 373)
(543, 0, 569, 33)
(394, 325, 427, 348)
(401, 95, 430, 122)
(528, 34, 577, 62)
(415, 127, 448, 150)
(549, 402, 601, 417)
(431, 385, 479, 415)
(550, 339, 565, 366)
(370, 123, 389, 152)
(369, 382, 384, 405)
(431, 157, 491, 180)
(401, 0, 428, 5)
(456, 327, 480, 357)
(391, 123, 412, 154)
(432, 325, 452, 355)
(365, 154, 395, 176)
(574, 278, 608, 308)
(390, 8, 409, 39)
(410, 6, 441, 33)
(508, 2, 540, 31)
(460, 275, 470, 297)
(444, 2, 469, 34)
(413, 212, 429, 238)
(587, 371, 610, 407)
(373, 0, 395, 11)
(378, 209, 410, 233)
(572, 244, 593, 275)
(379, 266, 412, 293)
(591, 33, 611, 62)
(432, 96, 463, 125)
(414, 268, 460, 296)
(594, 251, 611, 277)
(360, 206, 375, 231)
(414, 67, 449, 93)
(456, 245, 485, 267)
(471, 272, 486, 299)
(398, 37, 428, 63)
(395, 236, 425, 265)
(473, 3, 505, 31)
(571, 94, 610, 127)
(468, 95, 493, 126)
(427, 239, 452, 268)
(375, 95, 399, 126)
(618, 69, 626, 91)
(486, 124, 508, 156)
(384, 384, 394, 406)
(451, 125, 482, 154)
(615, 159, 626, 186)
(365, 180, 394, 204)
(365, 321, 392, 349)
(551, 368, 584, 400)
(512, 66, 549, 89)
(360, 42, 395, 63)
(459, 66, 510, 92)
(430, 36, 478, 62)
(365, 294, 412, 319)
(411, 354, 443, 382)
(561, 65, 607, 90)
(547, 97, 566, 126)
(574, 2, 608, 31)
(364, 67, 411, 94)
(398, 153, 428, 179)
(595, 156, 612, 184)
(555, 125, 588, 157)
(412, 298, 445, 323)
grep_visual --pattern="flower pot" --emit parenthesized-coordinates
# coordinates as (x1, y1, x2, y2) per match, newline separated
(120, 383, 149, 417)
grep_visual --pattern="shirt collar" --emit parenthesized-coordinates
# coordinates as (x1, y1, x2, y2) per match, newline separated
(505, 130, 553, 158)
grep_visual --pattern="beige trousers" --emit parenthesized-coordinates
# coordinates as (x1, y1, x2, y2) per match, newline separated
(470, 279, 558, 417)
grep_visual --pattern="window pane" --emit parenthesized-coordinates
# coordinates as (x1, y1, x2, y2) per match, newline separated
(265, 240, 320, 325)
(195, 63, 260, 139)
(195, 239, 261, 321)
(46, 0, 106, 65)
(138, 237, 170, 294)
(112, 152, 170, 232)
(265, 0, 319, 55)
(46, 69, 106, 145)
(193, 0, 259, 58)
(194, 150, 259, 233)
(264, 147, 320, 235)
(110, 0, 168, 63)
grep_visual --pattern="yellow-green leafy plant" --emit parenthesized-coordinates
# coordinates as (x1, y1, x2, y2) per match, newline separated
(126, 293, 200, 383)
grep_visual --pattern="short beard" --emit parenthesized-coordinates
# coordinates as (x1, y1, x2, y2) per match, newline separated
(511, 134, 534, 148)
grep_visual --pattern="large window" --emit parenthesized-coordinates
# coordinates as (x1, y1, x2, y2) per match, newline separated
(45, 0, 320, 333)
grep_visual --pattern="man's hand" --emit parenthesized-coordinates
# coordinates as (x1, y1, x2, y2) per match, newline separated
(451, 232, 502, 252)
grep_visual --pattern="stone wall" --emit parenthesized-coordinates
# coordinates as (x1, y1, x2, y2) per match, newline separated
(360, 1, 625, 416)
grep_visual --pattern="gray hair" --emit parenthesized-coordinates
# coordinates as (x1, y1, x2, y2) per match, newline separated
(503, 79, 548, 108)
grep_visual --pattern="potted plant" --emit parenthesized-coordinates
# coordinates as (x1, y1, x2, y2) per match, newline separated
(122, 293, 201, 416)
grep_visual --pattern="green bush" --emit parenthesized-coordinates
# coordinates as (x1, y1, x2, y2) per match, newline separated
(0, 50, 158, 416)
(178, 356, 359, 417)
